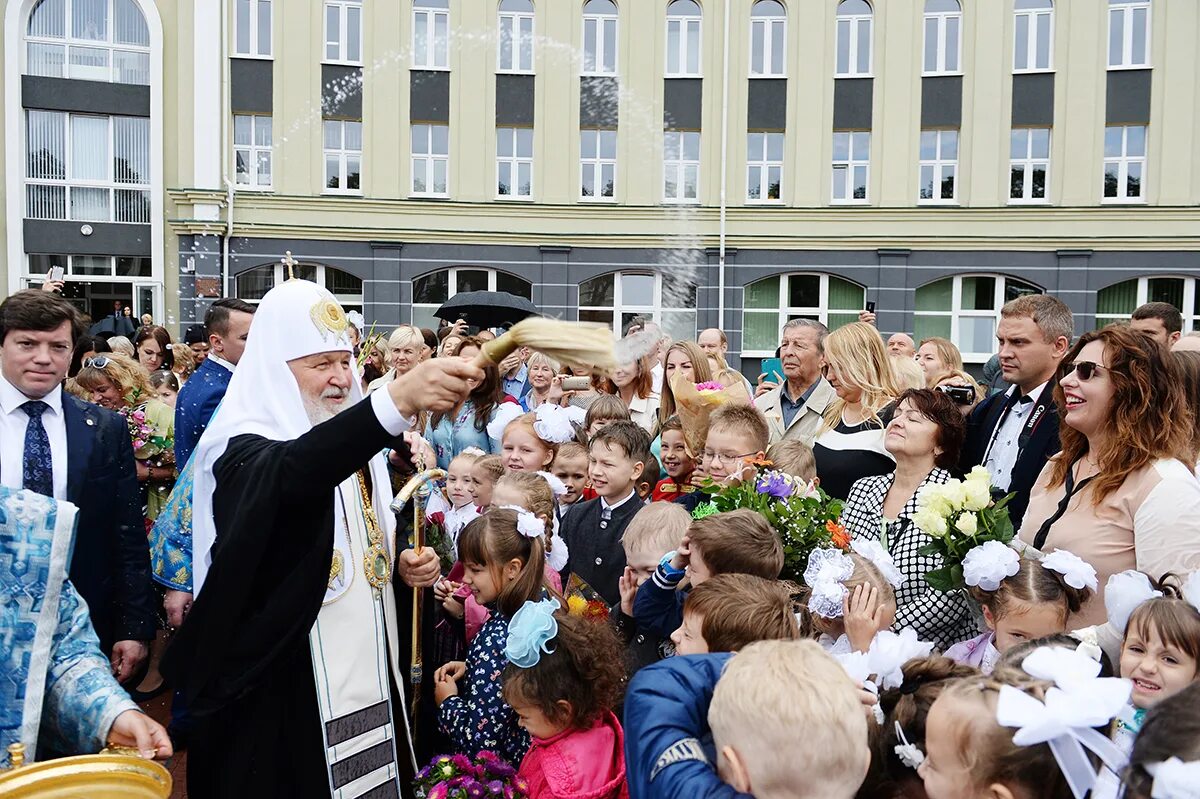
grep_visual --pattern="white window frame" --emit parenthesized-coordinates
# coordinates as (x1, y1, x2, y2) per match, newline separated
(24, 110, 151, 224)
(831, 130, 869, 204)
(663, 130, 700, 204)
(577, 271, 697, 341)
(1013, 0, 1054, 73)
(1108, 0, 1151, 69)
(411, 267, 533, 329)
(582, 0, 618, 75)
(496, 126, 533, 200)
(741, 273, 867, 358)
(233, 113, 272, 190)
(665, 1, 702, 78)
(834, 1, 873, 78)
(922, 0, 962, 76)
(498, 1, 535, 73)
(914, 274, 1044, 363)
(322, 119, 362, 196)
(746, 131, 783, 204)
(1096, 276, 1200, 332)
(233, 0, 272, 58)
(411, 123, 449, 198)
(1102, 124, 1146, 204)
(412, 0, 450, 70)
(1008, 127, 1050, 204)
(918, 129, 958, 205)
(24, 0, 152, 85)
(324, 0, 362, 65)
(749, 1, 786, 78)
(580, 128, 617, 202)
(236, 262, 364, 312)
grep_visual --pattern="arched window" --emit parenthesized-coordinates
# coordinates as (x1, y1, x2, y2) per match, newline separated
(750, 0, 785, 77)
(498, 0, 534, 73)
(582, 0, 617, 75)
(923, 0, 961, 75)
(411, 267, 533, 330)
(742, 273, 864, 356)
(835, 0, 871, 78)
(1014, 0, 1053, 72)
(26, 0, 150, 85)
(578, 271, 696, 340)
(665, 0, 701, 78)
(236, 262, 364, 314)
(1096, 276, 1199, 332)
(914, 275, 1041, 361)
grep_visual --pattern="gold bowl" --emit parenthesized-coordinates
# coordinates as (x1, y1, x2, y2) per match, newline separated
(0, 750, 171, 798)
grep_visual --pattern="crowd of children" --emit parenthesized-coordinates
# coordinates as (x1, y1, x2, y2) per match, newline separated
(410, 378, 1200, 799)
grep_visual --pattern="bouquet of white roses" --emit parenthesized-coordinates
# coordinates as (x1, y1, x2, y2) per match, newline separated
(913, 466, 1015, 593)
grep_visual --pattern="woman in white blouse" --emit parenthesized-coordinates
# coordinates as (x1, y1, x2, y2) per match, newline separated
(606, 356, 659, 433)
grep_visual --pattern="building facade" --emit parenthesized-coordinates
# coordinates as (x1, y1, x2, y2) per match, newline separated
(3, 0, 1199, 373)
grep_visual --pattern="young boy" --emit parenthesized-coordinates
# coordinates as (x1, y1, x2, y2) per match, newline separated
(702, 404, 771, 485)
(765, 439, 817, 485)
(561, 420, 650, 605)
(550, 441, 589, 508)
(614, 502, 692, 672)
(652, 416, 698, 503)
(637, 454, 661, 501)
(670, 573, 799, 655)
(633, 508, 783, 637)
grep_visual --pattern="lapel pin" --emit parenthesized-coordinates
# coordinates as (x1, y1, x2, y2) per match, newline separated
(86, 418, 95, 426)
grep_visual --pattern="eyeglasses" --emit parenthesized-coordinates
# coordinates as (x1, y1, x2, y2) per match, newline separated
(700, 450, 757, 467)
(83, 355, 112, 369)
(1063, 361, 1110, 381)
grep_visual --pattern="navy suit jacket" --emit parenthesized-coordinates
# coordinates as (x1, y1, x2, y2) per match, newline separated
(60, 394, 157, 651)
(174, 358, 231, 466)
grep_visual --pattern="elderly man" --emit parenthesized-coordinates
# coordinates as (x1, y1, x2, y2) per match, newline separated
(697, 327, 728, 358)
(753, 320, 836, 447)
(886, 332, 916, 358)
(163, 279, 480, 798)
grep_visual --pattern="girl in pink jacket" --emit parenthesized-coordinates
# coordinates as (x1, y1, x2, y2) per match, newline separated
(501, 597, 629, 799)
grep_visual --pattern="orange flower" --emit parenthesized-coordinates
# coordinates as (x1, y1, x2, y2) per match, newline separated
(827, 520, 850, 550)
(747, 455, 775, 468)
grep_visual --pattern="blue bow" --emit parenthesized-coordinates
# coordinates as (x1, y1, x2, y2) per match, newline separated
(504, 597, 561, 668)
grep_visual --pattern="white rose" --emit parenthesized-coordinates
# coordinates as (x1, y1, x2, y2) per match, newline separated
(918, 484, 954, 518)
(967, 466, 992, 485)
(963, 480, 992, 512)
(957, 511, 979, 536)
(942, 480, 969, 512)
(914, 509, 948, 537)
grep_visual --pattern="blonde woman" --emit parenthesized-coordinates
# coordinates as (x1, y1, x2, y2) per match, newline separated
(520, 351, 562, 411)
(889, 354, 926, 391)
(812, 322, 904, 499)
(916, 336, 963, 388)
(366, 325, 429, 394)
(657, 340, 715, 429)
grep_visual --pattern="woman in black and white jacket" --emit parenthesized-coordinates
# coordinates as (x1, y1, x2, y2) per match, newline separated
(840, 388, 977, 651)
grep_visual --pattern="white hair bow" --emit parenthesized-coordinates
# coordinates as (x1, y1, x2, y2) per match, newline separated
(536, 470, 569, 498)
(533, 404, 586, 444)
(893, 722, 925, 770)
(804, 548, 854, 619)
(486, 402, 528, 442)
(962, 540, 1021, 591)
(867, 628, 935, 691)
(1147, 758, 1200, 799)
(1104, 570, 1163, 633)
(1020, 645, 1102, 687)
(850, 539, 904, 588)
(1041, 549, 1099, 592)
(500, 504, 545, 540)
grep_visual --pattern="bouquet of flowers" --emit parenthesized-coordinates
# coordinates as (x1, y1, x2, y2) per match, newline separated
(413, 751, 529, 799)
(672, 376, 752, 457)
(120, 400, 171, 460)
(913, 466, 1015, 593)
(691, 461, 848, 583)
(563, 574, 611, 621)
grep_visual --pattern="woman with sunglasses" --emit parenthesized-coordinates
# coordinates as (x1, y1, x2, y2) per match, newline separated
(1018, 324, 1200, 626)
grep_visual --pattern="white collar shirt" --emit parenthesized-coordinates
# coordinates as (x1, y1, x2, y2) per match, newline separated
(207, 353, 235, 374)
(983, 381, 1049, 493)
(600, 488, 638, 518)
(0, 374, 69, 499)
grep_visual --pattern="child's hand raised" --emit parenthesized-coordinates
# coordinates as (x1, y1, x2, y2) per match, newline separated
(844, 584, 886, 654)
(619, 567, 639, 617)
(671, 536, 692, 572)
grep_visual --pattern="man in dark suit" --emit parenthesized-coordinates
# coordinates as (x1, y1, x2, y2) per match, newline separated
(0, 289, 155, 684)
(960, 294, 1073, 529)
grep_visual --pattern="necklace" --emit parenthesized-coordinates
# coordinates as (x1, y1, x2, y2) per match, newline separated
(357, 470, 392, 591)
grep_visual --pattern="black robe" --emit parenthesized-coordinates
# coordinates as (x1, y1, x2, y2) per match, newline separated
(161, 397, 420, 798)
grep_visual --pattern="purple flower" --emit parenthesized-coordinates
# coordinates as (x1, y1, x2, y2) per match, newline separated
(450, 754, 473, 772)
(488, 780, 504, 795)
(756, 472, 794, 499)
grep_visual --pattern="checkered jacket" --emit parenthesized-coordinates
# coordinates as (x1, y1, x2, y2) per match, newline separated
(842, 468, 979, 651)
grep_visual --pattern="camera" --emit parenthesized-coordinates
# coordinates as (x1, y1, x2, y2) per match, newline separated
(561, 376, 591, 391)
(937, 384, 976, 405)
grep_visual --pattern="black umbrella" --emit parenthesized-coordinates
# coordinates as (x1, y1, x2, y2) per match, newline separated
(433, 291, 540, 329)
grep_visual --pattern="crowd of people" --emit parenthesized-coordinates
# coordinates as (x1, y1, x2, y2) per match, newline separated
(3, 276, 1200, 799)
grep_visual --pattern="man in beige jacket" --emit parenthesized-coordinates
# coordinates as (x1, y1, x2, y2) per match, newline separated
(753, 319, 836, 447)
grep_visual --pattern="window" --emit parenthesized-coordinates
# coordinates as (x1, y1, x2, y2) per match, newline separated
(237, 262, 364, 314)
(1103, 124, 1145, 203)
(234, 114, 272, 189)
(413, 0, 449, 69)
(325, 0, 362, 64)
(498, 0, 534, 72)
(1014, 0, 1053, 72)
(234, 0, 271, 57)
(832, 131, 869, 203)
(323, 119, 361, 194)
(578, 271, 697, 340)
(742, 274, 865, 356)
(412, 123, 449, 197)
(580, 128, 616, 200)
(1097, 276, 1200, 332)
(1009, 127, 1049, 203)
(411, 267, 532, 330)
(25, 110, 150, 223)
(663, 130, 699, 204)
(497, 127, 533, 199)
(1108, 0, 1150, 69)
(919, 129, 957, 203)
(923, 0, 961, 75)
(835, 0, 872, 78)
(27, 253, 152, 278)
(666, 0, 701, 77)
(582, 0, 617, 75)
(914, 275, 1041, 361)
(750, 0, 786, 78)
(25, 0, 150, 85)
(747, 131, 782, 203)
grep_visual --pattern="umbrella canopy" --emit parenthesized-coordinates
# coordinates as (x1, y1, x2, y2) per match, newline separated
(433, 291, 540, 329)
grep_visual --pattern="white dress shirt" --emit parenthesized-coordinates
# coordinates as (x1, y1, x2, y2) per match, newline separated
(600, 488, 638, 518)
(983, 381, 1048, 492)
(0, 374, 69, 499)
(207, 353, 235, 374)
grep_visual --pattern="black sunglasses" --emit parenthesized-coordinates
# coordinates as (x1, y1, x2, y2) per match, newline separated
(1063, 361, 1110, 381)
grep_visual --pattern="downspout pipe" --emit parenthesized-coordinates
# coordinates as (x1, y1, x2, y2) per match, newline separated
(718, 0, 730, 338)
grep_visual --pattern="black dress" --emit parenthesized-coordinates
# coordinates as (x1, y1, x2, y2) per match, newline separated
(812, 405, 897, 500)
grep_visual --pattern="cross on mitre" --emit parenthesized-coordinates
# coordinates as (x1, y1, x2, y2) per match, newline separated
(282, 251, 298, 281)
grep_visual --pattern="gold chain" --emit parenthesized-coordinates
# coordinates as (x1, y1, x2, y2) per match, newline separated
(357, 470, 392, 590)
